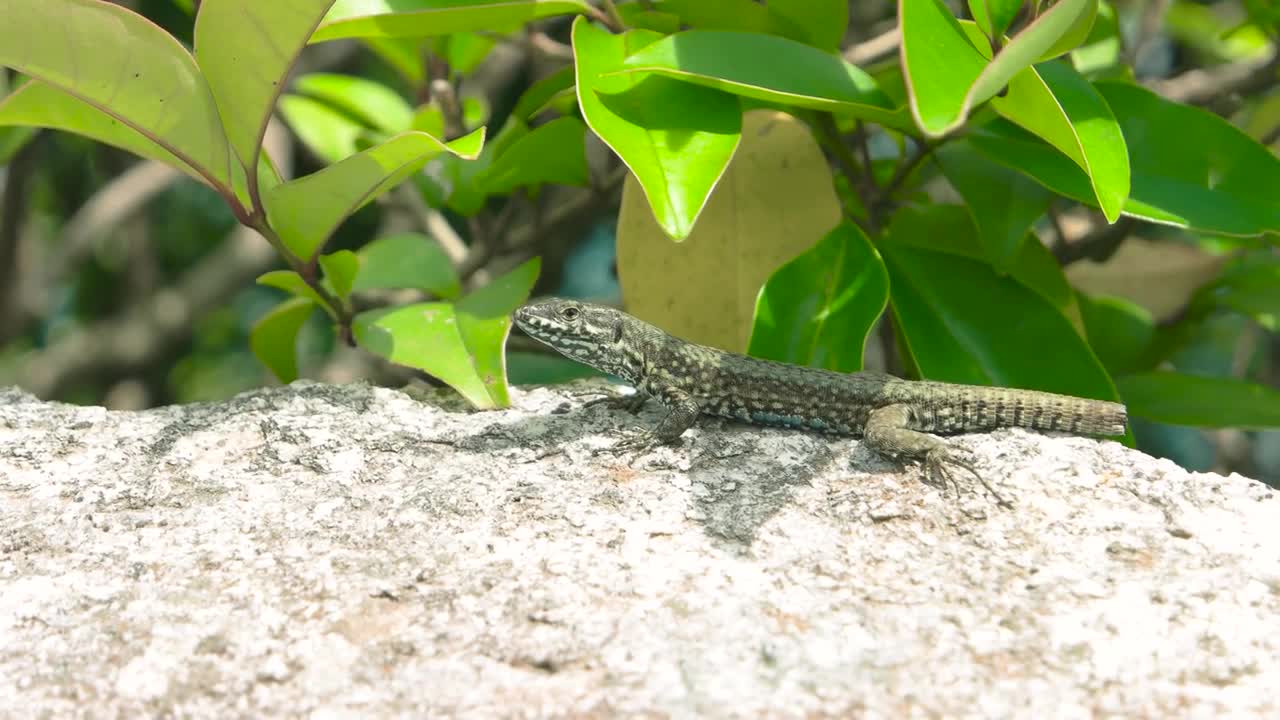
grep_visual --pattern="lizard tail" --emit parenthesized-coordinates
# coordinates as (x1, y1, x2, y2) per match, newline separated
(919, 384, 1128, 436)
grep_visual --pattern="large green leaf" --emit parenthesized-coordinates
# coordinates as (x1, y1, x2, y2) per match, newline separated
(478, 116, 588, 193)
(353, 258, 540, 409)
(251, 297, 317, 383)
(992, 60, 1129, 222)
(935, 141, 1054, 270)
(748, 222, 889, 372)
(885, 205, 1079, 321)
(1117, 372, 1280, 428)
(971, 83, 1280, 236)
(900, 0, 1098, 137)
(618, 31, 909, 131)
(264, 127, 484, 260)
(0, 0, 231, 190)
(0, 79, 278, 207)
(881, 207, 1115, 399)
(195, 0, 336, 175)
(351, 232, 461, 298)
(766, 0, 848, 51)
(0, 80, 203, 179)
(899, 0, 989, 136)
(574, 18, 742, 240)
(966, 0, 1096, 107)
(313, 0, 592, 42)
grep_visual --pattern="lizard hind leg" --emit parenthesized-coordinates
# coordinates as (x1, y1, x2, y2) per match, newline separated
(864, 404, 1011, 507)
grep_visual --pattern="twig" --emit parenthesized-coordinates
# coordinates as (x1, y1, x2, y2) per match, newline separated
(597, 0, 626, 31)
(882, 139, 935, 200)
(1151, 52, 1279, 111)
(1052, 216, 1136, 266)
(842, 28, 900, 66)
(527, 30, 574, 61)
(391, 184, 468, 263)
(49, 160, 181, 286)
(19, 224, 280, 398)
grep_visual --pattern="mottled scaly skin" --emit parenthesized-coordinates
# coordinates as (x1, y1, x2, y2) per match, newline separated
(512, 298, 1127, 503)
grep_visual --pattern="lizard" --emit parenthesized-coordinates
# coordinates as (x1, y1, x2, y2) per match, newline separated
(512, 297, 1128, 505)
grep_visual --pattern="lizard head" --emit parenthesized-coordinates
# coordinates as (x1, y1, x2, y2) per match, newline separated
(513, 298, 630, 376)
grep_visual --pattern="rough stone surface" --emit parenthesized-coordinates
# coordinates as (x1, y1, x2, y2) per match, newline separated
(1, 380, 1277, 718)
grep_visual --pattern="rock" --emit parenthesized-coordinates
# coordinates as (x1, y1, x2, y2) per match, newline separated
(1, 380, 1276, 717)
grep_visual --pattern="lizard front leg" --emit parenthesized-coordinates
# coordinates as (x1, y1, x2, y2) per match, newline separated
(864, 404, 1010, 507)
(611, 386, 701, 452)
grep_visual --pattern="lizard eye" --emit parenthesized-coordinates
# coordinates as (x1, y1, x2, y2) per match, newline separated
(560, 306, 580, 321)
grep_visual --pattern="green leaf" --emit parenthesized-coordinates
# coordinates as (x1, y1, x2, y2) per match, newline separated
(1117, 372, 1280, 428)
(992, 59, 1128, 222)
(971, 83, 1280, 236)
(935, 141, 1053, 270)
(319, 250, 359, 300)
(885, 205, 1080, 322)
(748, 222, 889, 372)
(1038, 0, 1098, 60)
(901, 0, 1098, 137)
(1077, 292, 1155, 376)
(194, 0, 336, 174)
(257, 270, 330, 310)
(250, 297, 317, 383)
(1071, 0, 1120, 73)
(292, 73, 414, 134)
(0, 80, 204, 179)
(767, 0, 849, 51)
(881, 206, 1116, 399)
(265, 127, 485, 261)
(278, 94, 369, 165)
(313, 0, 593, 42)
(512, 66, 575, 121)
(363, 37, 427, 84)
(899, 0, 989, 136)
(650, 0, 779, 35)
(0, 0, 232, 191)
(438, 32, 499, 74)
(966, 0, 1096, 104)
(1201, 262, 1280, 331)
(479, 116, 587, 193)
(969, 0, 1021, 38)
(617, 30, 910, 131)
(352, 232, 461, 298)
(0, 124, 33, 165)
(352, 258, 540, 409)
(615, 4, 682, 34)
(574, 19, 742, 240)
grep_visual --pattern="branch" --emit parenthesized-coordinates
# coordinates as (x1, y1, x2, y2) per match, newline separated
(48, 160, 181, 286)
(1052, 216, 1136, 266)
(1150, 52, 1279, 109)
(842, 28, 900, 66)
(19, 224, 280, 398)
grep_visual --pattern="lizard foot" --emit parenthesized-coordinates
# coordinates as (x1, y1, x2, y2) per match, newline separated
(591, 428, 661, 457)
(923, 445, 1012, 509)
(582, 391, 648, 414)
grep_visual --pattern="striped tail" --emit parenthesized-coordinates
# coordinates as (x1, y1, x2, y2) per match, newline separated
(917, 384, 1128, 436)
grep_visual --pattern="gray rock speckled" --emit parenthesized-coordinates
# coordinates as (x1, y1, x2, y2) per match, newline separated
(1, 380, 1277, 718)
